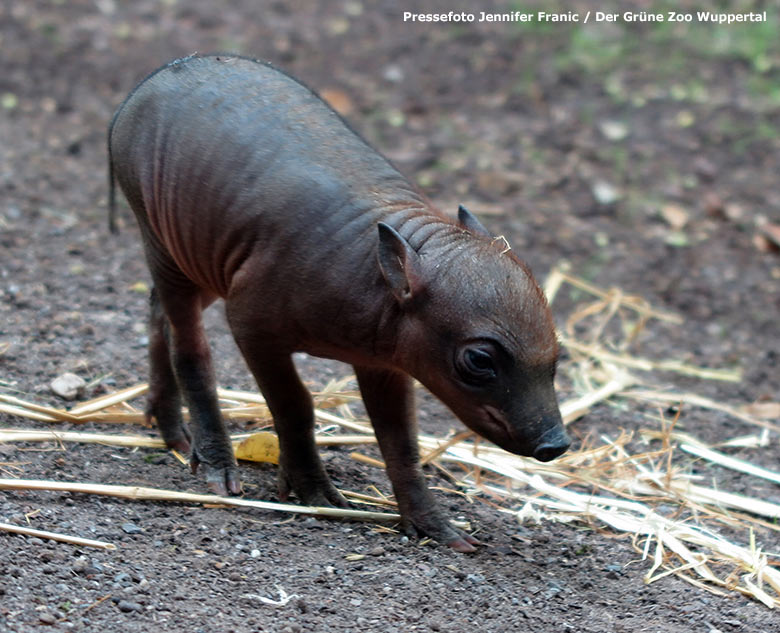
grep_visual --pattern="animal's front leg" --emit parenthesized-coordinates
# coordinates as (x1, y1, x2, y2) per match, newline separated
(354, 365, 479, 552)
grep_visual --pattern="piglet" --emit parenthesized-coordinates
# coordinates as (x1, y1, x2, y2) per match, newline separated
(108, 54, 569, 552)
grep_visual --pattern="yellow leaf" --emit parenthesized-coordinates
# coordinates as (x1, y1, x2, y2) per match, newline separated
(234, 432, 280, 464)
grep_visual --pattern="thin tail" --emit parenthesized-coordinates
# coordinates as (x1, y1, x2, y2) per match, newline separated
(108, 154, 118, 234)
(107, 102, 123, 235)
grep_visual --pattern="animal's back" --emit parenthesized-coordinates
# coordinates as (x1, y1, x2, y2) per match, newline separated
(109, 54, 424, 296)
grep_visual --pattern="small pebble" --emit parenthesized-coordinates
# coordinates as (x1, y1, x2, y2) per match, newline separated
(121, 523, 142, 535)
(591, 180, 621, 205)
(382, 64, 404, 83)
(117, 600, 142, 613)
(39, 613, 57, 625)
(50, 372, 85, 400)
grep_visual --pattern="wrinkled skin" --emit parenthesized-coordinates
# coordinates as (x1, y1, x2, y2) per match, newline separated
(109, 54, 570, 552)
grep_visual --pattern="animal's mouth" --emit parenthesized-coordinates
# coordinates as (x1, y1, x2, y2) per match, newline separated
(480, 406, 529, 454)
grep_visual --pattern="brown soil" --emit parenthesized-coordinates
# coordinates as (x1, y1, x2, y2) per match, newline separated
(1, 1, 779, 632)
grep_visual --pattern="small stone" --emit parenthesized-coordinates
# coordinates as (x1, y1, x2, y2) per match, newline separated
(386, 110, 405, 127)
(660, 203, 689, 230)
(117, 600, 142, 613)
(723, 203, 744, 222)
(591, 180, 620, 205)
(39, 612, 57, 625)
(88, 560, 105, 573)
(326, 17, 349, 35)
(693, 156, 717, 180)
(343, 2, 362, 16)
(598, 120, 628, 141)
(367, 546, 385, 557)
(114, 572, 132, 584)
(382, 64, 404, 83)
(50, 372, 85, 400)
(121, 522, 142, 535)
(676, 110, 695, 127)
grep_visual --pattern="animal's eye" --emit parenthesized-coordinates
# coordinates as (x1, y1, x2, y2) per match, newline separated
(457, 347, 497, 384)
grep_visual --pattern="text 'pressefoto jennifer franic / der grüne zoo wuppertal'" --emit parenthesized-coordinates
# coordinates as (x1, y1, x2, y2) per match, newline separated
(402, 10, 768, 25)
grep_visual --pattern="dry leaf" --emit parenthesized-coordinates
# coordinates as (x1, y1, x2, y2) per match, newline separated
(320, 88, 354, 116)
(234, 432, 280, 464)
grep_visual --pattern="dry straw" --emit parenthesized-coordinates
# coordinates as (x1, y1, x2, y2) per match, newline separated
(1, 265, 779, 607)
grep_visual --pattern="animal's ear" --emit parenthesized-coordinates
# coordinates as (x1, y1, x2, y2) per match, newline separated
(377, 222, 424, 305)
(458, 204, 492, 238)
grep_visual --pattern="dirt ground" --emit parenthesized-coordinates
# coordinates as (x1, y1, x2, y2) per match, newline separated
(1, 1, 779, 631)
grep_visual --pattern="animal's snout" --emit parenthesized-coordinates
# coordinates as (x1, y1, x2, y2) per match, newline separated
(532, 427, 571, 462)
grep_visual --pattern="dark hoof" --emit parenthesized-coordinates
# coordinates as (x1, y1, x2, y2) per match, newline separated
(191, 451, 242, 496)
(167, 436, 192, 455)
(206, 468, 242, 496)
(403, 510, 480, 553)
(277, 467, 347, 508)
(146, 407, 191, 454)
(447, 534, 480, 553)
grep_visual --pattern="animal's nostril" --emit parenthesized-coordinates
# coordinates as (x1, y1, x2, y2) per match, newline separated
(533, 438, 570, 462)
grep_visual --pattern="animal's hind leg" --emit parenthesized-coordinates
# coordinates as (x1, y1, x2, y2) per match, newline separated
(154, 281, 241, 496)
(146, 287, 191, 453)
